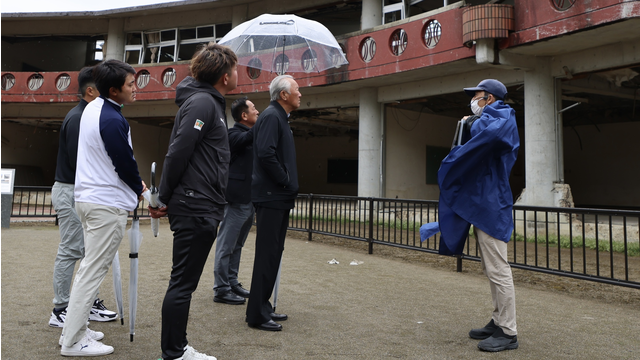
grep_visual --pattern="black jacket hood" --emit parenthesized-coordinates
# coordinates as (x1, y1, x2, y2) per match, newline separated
(175, 76, 224, 107)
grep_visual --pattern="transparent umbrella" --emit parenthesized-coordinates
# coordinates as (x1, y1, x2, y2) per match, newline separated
(218, 13, 348, 74)
(111, 252, 125, 325)
(128, 208, 143, 341)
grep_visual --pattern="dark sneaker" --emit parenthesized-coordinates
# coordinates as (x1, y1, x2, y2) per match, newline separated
(49, 307, 67, 328)
(231, 283, 250, 298)
(477, 327, 518, 352)
(469, 319, 499, 340)
(213, 291, 246, 305)
(89, 298, 118, 322)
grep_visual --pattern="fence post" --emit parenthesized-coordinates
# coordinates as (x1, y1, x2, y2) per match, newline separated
(368, 197, 374, 254)
(456, 255, 463, 272)
(307, 194, 313, 241)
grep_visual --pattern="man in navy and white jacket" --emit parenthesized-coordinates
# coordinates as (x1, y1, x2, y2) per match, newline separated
(60, 60, 146, 357)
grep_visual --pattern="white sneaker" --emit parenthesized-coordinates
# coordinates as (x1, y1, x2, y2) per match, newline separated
(59, 326, 105, 346)
(60, 334, 114, 356)
(181, 345, 217, 360)
(49, 308, 67, 328)
(89, 299, 118, 322)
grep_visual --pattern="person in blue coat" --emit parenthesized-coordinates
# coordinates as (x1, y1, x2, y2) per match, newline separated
(421, 79, 520, 352)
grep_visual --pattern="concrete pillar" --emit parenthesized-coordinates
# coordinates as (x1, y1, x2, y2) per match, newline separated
(232, 5, 248, 28)
(104, 18, 125, 61)
(358, 88, 382, 198)
(361, 0, 382, 30)
(518, 58, 559, 206)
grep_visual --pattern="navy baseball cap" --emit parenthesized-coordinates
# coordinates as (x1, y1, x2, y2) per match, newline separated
(463, 79, 507, 100)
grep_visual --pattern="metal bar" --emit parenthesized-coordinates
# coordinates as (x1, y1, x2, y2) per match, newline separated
(582, 213, 587, 274)
(596, 214, 600, 277)
(534, 211, 538, 267)
(308, 194, 314, 241)
(570, 212, 574, 272)
(557, 211, 561, 271)
(545, 211, 549, 269)
(609, 216, 613, 279)
(524, 210, 528, 265)
(368, 198, 374, 255)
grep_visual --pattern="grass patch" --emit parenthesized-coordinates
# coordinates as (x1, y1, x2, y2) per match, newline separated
(511, 233, 640, 257)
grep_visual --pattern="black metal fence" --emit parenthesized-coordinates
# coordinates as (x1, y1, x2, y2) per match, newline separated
(10, 187, 640, 289)
(10, 186, 151, 220)
(290, 194, 640, 289)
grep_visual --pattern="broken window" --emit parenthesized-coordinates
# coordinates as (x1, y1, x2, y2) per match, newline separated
(124, 23, 232, 64)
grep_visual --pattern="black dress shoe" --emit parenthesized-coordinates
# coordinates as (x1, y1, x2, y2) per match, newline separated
(231, 283, 250, 298)
(270, 312, 288, 321)
(248, 319, 282, 331)
(213, 291, 245, 305)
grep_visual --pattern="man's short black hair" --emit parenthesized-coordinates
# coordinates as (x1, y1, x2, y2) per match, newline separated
(92, 60, 136, 97)
(231, 97, 249, 122)
(78, 66, 96, 97)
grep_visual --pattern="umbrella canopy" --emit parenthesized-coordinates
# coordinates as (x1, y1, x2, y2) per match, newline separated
(111, 252, 124, 325)
(218, 14, 348, 74)
(128, 209, 143, 341)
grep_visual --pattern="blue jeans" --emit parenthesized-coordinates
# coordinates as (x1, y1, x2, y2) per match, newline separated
(213, 202, 254, 293)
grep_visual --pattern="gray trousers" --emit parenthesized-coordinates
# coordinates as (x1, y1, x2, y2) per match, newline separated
(213, 202, 254, 293)
(51, 182, 85, 309)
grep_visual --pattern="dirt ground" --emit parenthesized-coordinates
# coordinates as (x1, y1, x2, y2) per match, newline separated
(291, 231, 640, 307)
(2, 220, 640, 360)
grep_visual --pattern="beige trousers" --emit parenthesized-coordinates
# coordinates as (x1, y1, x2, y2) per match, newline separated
(476, 227, 517, 336)
(61, 202, 128, 346)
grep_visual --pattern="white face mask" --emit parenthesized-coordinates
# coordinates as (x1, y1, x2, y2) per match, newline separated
(470, 98, 485, 116)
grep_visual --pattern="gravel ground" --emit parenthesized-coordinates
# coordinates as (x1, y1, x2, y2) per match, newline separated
(2, 220, 639, 360)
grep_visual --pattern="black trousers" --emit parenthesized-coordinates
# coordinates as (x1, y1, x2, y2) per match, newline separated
(161, 215, 218, 360)
(245, 205, 290, 325)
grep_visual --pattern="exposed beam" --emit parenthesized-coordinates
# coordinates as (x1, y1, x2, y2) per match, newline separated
(378, 68, 524, 103)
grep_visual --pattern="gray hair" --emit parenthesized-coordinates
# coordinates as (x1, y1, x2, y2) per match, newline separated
(269, 75, 293, 101)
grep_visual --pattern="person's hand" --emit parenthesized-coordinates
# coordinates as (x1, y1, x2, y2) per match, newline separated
(148, 205, 168, 219)
(138, 181, 148, 201)
(462, 115, 470, 120)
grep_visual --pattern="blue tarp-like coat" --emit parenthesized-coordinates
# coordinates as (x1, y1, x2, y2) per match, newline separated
(421, 101, 520, 255)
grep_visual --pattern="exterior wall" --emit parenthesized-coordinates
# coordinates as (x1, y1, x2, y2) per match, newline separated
(128, 122, 173, 186)
(295, 136, 358, 195)
(0, 121, 172, 187)
(1, 122, 60, 185)
(1, 39, 89, 72)
(564, 121, 640, 208)
(384, 107, 457, 201)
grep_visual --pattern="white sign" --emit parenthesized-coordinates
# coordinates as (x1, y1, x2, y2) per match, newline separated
(1, 169, 16, 194)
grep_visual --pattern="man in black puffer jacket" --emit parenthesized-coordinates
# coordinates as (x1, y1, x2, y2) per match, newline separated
(246, 75, 301, 332)
(150, 42, 237, 360)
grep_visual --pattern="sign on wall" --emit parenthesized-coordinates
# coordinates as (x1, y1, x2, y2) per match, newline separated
(1, 168, 16, 194)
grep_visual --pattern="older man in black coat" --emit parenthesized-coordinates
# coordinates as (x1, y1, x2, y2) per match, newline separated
(246, 75, 301, 331)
